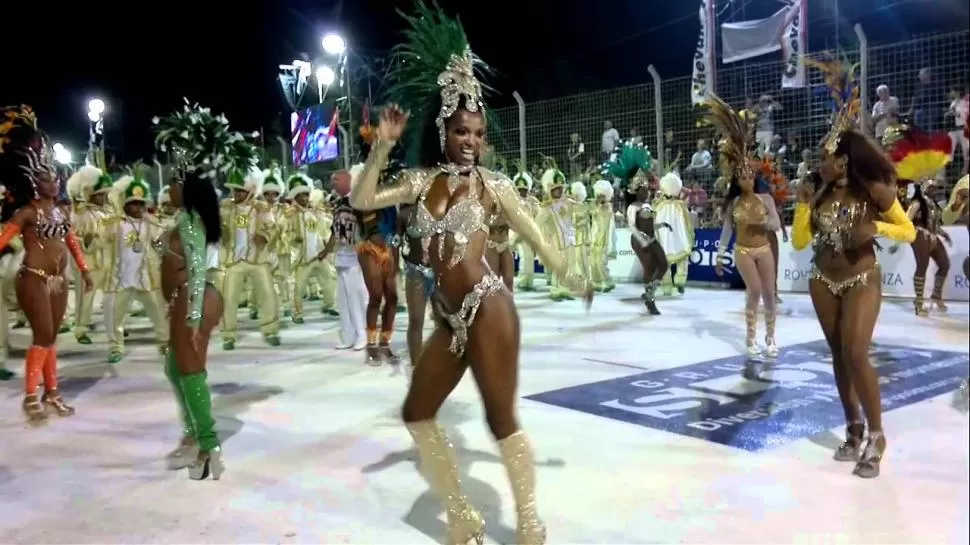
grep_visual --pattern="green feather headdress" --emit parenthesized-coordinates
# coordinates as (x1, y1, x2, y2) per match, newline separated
(601, 139, 653, 192)
(386, 1, 495, 164)
(153, 98, 259, 180)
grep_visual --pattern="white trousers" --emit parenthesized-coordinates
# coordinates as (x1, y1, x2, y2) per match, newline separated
(336, 265, 369, 346)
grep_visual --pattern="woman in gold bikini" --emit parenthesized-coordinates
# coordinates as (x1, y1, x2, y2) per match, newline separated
(350, 5, 591, 543)
(791, 60, 916, 478)
(709, 95, 782, 358)
(0, 105, 93, 424)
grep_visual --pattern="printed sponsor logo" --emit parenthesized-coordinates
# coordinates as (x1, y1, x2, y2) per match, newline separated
(526, 341, 968, 451)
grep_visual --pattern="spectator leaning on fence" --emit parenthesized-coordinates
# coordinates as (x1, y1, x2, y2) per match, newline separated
(753, 94, 782, 152)
(601, 120, 619, 161)
(945, 84, 969, 175)
(871, 84, 900, 143)
(567, 132, 585, 178)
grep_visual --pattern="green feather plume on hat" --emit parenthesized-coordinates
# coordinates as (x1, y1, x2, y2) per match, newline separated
(153, 98, 259, 180)
(385, 1, 503, 165)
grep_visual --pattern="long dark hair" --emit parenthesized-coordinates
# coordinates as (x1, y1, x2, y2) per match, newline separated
(181, 172, 222, 244)
(817, 129, 896, 205)
(910, 183, 931, 227)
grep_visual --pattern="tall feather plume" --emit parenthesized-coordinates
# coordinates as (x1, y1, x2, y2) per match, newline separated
(705, 93, 754, 179)
(386, 1, 497, 164)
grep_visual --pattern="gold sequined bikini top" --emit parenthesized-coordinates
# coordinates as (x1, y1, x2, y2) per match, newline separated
(731, 197, 768, 228)
(408, 165, 491, 269)
(811, 194, 870, 254)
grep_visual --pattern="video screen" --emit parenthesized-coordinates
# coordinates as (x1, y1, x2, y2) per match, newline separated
(291, 105, 340, 167)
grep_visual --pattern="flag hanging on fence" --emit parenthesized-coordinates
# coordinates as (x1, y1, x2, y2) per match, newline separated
(720, 4, 791, 64)
(691, 0, 717, 105)
(781, 0, 807, 88)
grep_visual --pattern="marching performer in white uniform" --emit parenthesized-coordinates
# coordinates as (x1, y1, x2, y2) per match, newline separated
(67, 165, 114, 344)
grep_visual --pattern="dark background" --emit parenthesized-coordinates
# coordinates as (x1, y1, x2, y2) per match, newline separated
(3, 0, 966, 162)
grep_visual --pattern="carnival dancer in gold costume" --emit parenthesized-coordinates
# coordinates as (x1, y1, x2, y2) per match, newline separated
(589, 179, 617, 291)
(654, 170, 694, 296)
(287, 173, 337, 322)
(219, 167, 281, 349)
(66, 165, 114, 345)
(707, 95, 782, 358)
(259, 165, 293, 318)
(101, 174, 168, 363)
(350, 5, 593, 543)
(791, 56, 916, 478)
(884, 124, 953, 315)
(536, 161, 581, 301)
(569, 181, 591, 283)
(0, 105, 93, 423)
(511, 167, 541, 290)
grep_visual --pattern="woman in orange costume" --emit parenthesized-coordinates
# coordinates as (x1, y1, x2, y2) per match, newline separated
(791, 60, 915, 478)
(0, 105, 92, 424)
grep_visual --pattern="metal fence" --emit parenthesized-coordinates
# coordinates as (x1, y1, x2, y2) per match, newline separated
(488, 29, 970, 225)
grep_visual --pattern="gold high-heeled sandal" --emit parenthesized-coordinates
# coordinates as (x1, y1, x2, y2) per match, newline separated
(42, 389, 75, 417)
(406, 420, 484, 545)
(833, 421, 864, 462)
(23, 394, 48, 425)
(853, 431, 886, 479)
(498, 431, 546, 545)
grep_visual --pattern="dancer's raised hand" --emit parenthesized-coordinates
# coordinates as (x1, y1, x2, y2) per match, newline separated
(378, 104, 410, 142)
(81, 271, 94, 293)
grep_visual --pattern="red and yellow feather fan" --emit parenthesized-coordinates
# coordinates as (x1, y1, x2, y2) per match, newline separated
(884, 124, 951, 181)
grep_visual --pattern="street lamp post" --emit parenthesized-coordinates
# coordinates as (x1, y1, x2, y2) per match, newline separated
(320, 32, 352, 160)
(87, 98, 106, 164)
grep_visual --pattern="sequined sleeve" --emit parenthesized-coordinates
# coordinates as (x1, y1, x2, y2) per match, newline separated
(349, 140, 423, 210)
(874, 198, 917, 243)
(493, 180, 586, 292)
(717, 199, 735, 253)
(791, 202, 813, 251)
(178, 211, 207, 329)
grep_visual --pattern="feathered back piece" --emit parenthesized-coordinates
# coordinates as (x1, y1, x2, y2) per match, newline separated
(884, 124, 952, 181)
(153, 98, 260, 182)
(601, 139, 653, 191)
(386, 1, 492, 163)
(805, 54, 860, 154)
(704, 93, 754, 181)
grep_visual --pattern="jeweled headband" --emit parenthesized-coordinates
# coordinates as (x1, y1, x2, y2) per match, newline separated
(435, 48, 485, 151)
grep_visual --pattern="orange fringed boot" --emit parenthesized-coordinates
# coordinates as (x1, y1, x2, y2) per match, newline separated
(41, 347, 74, 417)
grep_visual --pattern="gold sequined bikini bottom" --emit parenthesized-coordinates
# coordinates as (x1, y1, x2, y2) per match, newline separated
(810, 264, 880, 297)
(19, 266, 65, 294)
(487, 239, 512, 253)
(735, 243, 771, 257)
(431, 273, 505, 358)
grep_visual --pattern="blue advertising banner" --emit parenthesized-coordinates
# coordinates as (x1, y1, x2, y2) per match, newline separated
(686, 228, 743, 288)
(526, 341, 968, 452)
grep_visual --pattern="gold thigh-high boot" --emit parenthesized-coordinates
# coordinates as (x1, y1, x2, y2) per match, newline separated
(745, 308, 760, 357)
(497, 431, 546, 545)
(931, 271, 948, 312)
(406, 420, 484, 545)
(912, 275, 928, 316)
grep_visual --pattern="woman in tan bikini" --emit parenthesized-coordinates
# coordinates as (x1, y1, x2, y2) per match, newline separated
(709, 95, 782, 358)
(350, 5, 592, 543)
(0, 105, 92, 424)
(791, 60, 916, 478)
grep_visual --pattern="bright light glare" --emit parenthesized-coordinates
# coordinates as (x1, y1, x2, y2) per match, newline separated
(88, 98, 106, 115)
(87, 110, 102, 122)
(53, 145, 72, 165)
(316, 65, 336, 86)
(321, 33, 346, 56)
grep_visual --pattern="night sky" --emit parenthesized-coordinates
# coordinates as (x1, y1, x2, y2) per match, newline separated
(3, 0, 966, 162)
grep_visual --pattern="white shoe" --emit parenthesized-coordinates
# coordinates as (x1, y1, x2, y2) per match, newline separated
(352, 338, 368, 351)
(335, 342, 353, 350)
(764, 339, 779, 358)
(746, 342, 762, 357)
